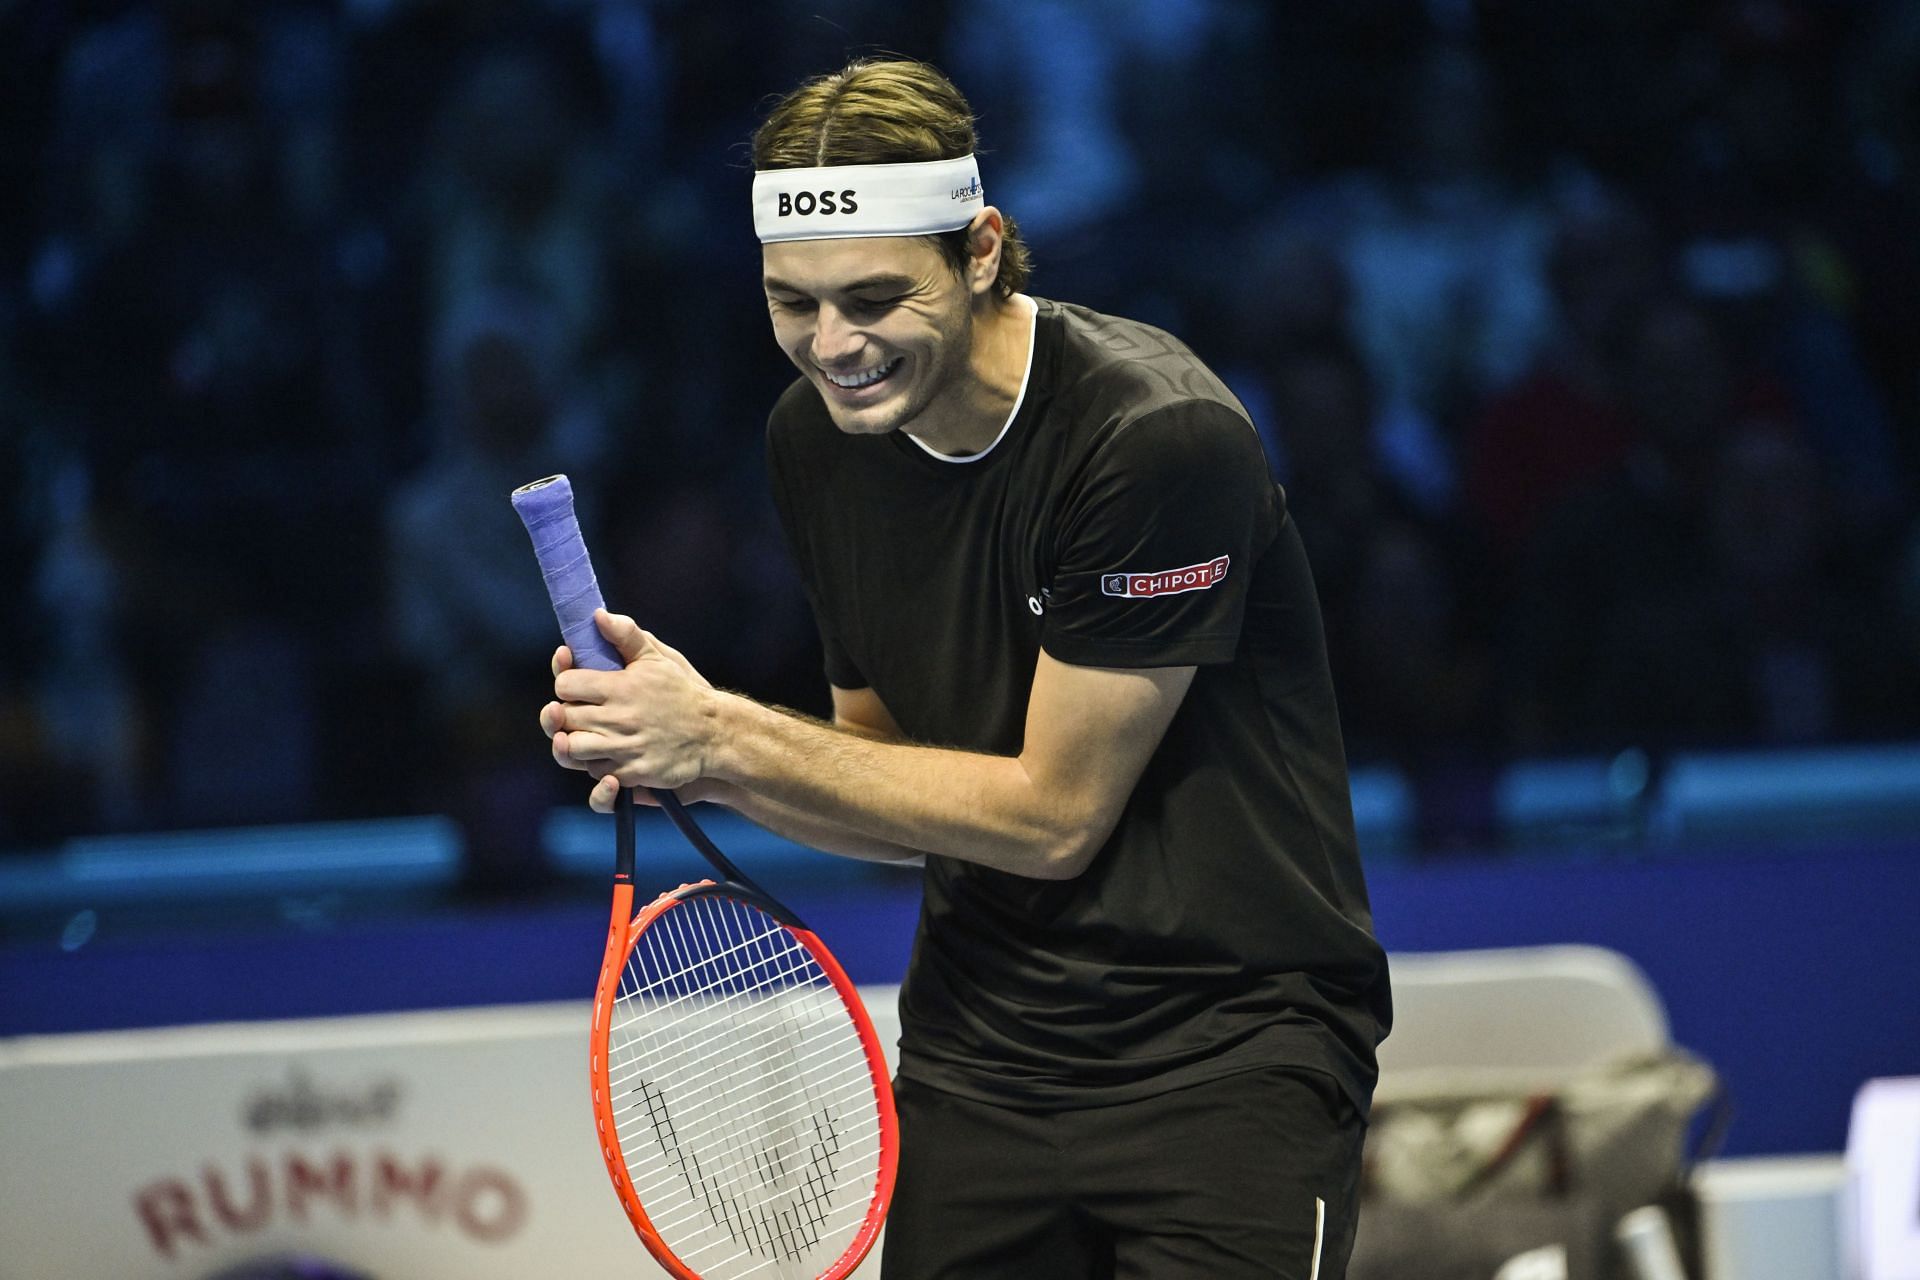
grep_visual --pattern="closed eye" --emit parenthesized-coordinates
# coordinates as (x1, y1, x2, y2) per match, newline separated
(845, 295, 905, 317)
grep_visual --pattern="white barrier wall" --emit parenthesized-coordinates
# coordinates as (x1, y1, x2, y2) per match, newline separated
(0, 994, 904, 1280)
(0, 991, 1850, 1280)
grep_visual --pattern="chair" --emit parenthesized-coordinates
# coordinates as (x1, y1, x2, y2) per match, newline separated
(1375, 944, 1670, 1099)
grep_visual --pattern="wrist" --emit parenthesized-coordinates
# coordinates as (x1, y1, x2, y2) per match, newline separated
(675, 777, 736, 807)
(702, 690, 761, 785)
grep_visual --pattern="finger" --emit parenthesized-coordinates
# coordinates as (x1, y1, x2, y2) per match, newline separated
(550, 731, 590, 772)
(553, 668, 610, 705)
(589, 775, 620, 814)
(552, 645, 574, 678)
(558, 729, 614, 762)
(595, 609, 655, 665)
(549, 700, 614, 735)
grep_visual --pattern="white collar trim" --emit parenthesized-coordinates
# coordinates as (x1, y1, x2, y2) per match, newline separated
(907, 294, 1038, 464)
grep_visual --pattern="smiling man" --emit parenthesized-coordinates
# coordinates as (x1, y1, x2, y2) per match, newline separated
(542, 59, 1391, 1279)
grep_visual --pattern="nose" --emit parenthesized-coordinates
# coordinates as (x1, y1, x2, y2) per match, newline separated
(810, 303, 864, 368)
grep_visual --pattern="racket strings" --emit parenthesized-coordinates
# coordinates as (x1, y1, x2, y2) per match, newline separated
(607, 918, 811, 1086)
(616, 909, 877, 1275)
(629, 908, 873, 1261)
(607, 892, 883, 1279)
(615, 907, 855, 1257)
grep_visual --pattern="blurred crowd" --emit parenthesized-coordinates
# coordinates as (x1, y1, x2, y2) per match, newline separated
(2, 0, 1918, 859)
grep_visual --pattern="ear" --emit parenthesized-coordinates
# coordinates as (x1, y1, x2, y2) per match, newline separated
(965, 208, 1006, 299)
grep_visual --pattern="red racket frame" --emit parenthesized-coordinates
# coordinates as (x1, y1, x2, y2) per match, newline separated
(589, 875, 900, 1280)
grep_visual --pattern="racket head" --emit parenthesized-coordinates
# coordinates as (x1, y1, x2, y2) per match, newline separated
(591, 880, 897, 1280)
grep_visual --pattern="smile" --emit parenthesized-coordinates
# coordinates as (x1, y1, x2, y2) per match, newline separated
(821, 357, 903, 391)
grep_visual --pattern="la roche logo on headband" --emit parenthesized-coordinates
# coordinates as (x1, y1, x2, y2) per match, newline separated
(951, 177, 982, 201)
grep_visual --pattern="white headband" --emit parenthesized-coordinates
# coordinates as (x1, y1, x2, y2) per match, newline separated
(752, 155, 984, 244)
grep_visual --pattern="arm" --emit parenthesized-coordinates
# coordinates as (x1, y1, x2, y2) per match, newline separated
(709, 655, 1193, 879)
(548, 611, 1195, 880)
(678, 687, 929, 866)
(675, 777, 930, 865)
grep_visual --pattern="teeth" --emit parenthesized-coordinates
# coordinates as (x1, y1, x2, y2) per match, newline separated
(823, 359, 899, 389)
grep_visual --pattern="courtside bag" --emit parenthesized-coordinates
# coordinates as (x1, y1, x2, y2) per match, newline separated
(1351, 1050, 1723, 1280)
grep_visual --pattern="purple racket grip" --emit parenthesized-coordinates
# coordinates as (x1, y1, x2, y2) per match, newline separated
(510, 475, 624, 673)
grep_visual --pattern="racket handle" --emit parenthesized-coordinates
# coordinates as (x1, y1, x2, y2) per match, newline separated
(614, 785, 636, 883)
(513, 476, 748, 890)
(510, 474, 624, 673)
(514, 474, 645, 882)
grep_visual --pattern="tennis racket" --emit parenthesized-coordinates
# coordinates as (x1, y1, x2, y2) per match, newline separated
(511, 474, 898, 1280)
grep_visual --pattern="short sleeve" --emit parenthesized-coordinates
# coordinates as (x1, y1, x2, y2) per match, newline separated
(815, 616, 868, 689)
(1042, 401, 1274, 668)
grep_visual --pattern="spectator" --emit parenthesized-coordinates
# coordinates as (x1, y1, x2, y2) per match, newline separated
(387, 292, 594, 887)
(31, 0, 344, 324)
(1503, 298, 1808, 749)
(1547, 425, 1914, 748)
(1660, 16, 1907, 540)
(416, 48, 615, 401)
(389, 292, 596, 727)
(1326, 40, 1556, 462)
(1258, 337, 1483, 754)
(1463, 201, 1660, 569)
(1696, 430, 1914, 742)
(1840, 1, 1920, 478)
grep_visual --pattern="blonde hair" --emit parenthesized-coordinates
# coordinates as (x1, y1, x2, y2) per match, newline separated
(752, 59, 1032, 298)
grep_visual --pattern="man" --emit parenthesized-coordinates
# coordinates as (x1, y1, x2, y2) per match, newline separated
(542, 58, 1391, 1279)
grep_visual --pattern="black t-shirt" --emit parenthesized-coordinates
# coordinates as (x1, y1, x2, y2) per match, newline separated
(766, 296, 1391, 1115)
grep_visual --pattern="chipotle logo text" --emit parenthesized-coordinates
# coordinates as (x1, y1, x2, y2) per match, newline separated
(1100, 555, 1231, 599)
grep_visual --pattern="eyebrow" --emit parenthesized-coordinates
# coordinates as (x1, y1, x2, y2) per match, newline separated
(762, 273, 918, 296)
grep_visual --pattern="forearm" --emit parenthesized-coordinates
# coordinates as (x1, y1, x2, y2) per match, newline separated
(706, 694, 1096, 879)
(687, 779, 927, 866)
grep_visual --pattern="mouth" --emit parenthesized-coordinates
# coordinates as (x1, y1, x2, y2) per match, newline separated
(819, 357, 903, 396)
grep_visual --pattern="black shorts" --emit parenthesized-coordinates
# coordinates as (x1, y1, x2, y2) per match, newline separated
(880, 1066, 1366, 1280)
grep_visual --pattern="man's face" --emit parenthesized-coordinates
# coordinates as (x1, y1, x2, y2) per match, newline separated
(762, 235, 973, 438)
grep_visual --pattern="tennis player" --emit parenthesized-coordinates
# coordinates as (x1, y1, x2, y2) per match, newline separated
(543, 58, 1391, 1279)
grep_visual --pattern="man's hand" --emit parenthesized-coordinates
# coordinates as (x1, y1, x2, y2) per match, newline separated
(540, 610, 720, 809)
